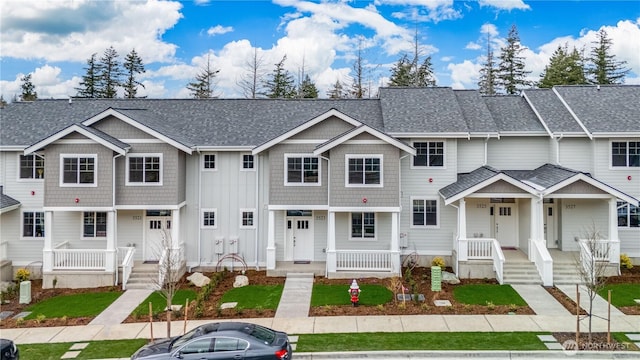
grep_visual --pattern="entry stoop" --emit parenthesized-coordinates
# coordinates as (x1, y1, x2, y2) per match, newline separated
(503, 262, 543, 285)
(553, 262, 584, 285)
(123, 262, 161, 290)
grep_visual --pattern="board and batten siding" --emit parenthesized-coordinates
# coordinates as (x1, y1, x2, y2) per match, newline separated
(456, 138, 485, 173)
(558, 137, 593, 173)
(0, 152, 45, 209)
(487, 137, 551, 169)
(0, 210, 45, 266)
(558, 199, 609, 251)
(591, 139, 640, 197)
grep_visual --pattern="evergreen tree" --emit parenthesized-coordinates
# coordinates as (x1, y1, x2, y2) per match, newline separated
(123, 49, 146, 98)
(497, 25, 531, 94)
(237, 48, 267, 98)
(20, 73, 37, 101)
(388, 28, 436, 88)
(587, 29, 629, 84)
(388, 54, 413, 86)
(263, 55, 296, 98)
(538, 44, 587, 88)
(478, 33, 498, 95)
(327, 79, 349, 99)
(414, 56, 436, 87)
(98, 46, 123, 98)
(299, 74, 319, 98)
(186, 54, 220, 99)
(76, 53, 102, 98)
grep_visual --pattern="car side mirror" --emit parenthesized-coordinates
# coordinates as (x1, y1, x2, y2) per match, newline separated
(173, 351, 184, 359)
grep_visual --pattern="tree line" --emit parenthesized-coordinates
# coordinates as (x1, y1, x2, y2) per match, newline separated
(13, 26, 629, 103)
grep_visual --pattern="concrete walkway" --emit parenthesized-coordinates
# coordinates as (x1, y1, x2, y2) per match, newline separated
(90, 289, 153, 326)
(557, 284, 625, 317)
(274, 273, 314, 318)
(511, 284, 571, 316)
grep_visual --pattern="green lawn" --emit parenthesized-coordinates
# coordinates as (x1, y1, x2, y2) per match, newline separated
(311, 284, 393, 306)
(598, 284, 640, 307)
(453, 284, 527, 306)
(131, 289, 197, 317)
(220, 285, 283, 309)
(24, 291, 123, 319)
(18, 339, 148, 360)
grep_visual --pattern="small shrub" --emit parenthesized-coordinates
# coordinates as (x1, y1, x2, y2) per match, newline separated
(485, 301, 495, 310)
(620, 253, 633, 269)
(376, 304, 385, 312)
(15, 268, 30, 283)
(15, 318, 25, 326)
(509, 303, 518, 312)
(52, 277, 58, 289)
(463, 303, 472, 312)
(35, 314, 46, 323)
(255, 306, 264, 315)
(420, 303, 431, 311)
(431, 256, 445, 268)
(60, 315, 68, 325)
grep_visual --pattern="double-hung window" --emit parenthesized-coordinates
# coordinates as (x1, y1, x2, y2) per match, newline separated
(346, 155, 382, 186)
(202, 209, 217, 228)
(83, 212, 107, 238)
(351, 212, 376, 240)
(412, 198, 438, 227)
(285, 155, 319, 185)
(612, 141, 640, 167)
(127, 154, 162, 185)
(23, 211, 44, 238)
(413, 142, 444, 167)
(617, 201, 639, 228)
(19, 154, 45, 179)
(242, 154, 254, 170)
(60, 154, 96, 186)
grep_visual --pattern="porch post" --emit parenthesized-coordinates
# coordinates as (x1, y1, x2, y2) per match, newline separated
(42, 211, 53, 272)
(458, 199, 468, 261)
(105, 211, 116, 273)
(390, 212, 400, 274)
(529, 197, 543, 261)
(326, 211, 336, 273)
(266, 210, 276, 270)
(608, 198, 620, 264)
(171, 209, 180, 248)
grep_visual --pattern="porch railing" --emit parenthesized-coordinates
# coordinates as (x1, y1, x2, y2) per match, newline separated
(336, 250, 392, 271)
(458, 238, 504, 284)
(530, 239, 553, 286)
(578, 239, 618, 283)
(158, 242, 186, 285)
(119, 247, 136, 290)
(52, 248, 106, 270)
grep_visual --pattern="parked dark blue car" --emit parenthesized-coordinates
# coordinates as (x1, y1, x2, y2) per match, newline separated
(0, 339, 19, 360)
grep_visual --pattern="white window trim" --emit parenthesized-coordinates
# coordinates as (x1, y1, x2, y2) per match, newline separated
(410, 196, 440, 229)
(126, 153, 163, 186)
(240, 153, 255, 171)
(201, 208, 217, 229)
(284, 154, 321, 186)
(349, 212, 377, 241)
(240, 208, 256, 229)
(345, 154, 383, 188)
(81, 211, 107, 240)
(610, 140, 640, 169)
(59, 154, 98, 187)
(410, 141, 447, 169)
(21, 209, 45, 240)
(16, 153, 45, 182)
(201, 153, 218, 171)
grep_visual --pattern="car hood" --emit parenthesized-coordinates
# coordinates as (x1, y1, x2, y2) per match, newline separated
(132, 337, 174, 359)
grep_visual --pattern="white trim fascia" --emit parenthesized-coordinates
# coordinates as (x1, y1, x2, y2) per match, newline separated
(282, 139, 326, 144)
(496, 131, 549, 137)
(521, 91, 554, 138)
(194, 146, 253, 152)
(443, 173, 539, 205)
(465, 193, 536, 199)
(0, 204, 21, 214)
(328, 206, 401, 212)
(120, 139, 164, 144)
(593, 132, 640, 138)
(268, 205, 329, 211)
(551, 132, 588, 138)
(82, 108, 193, 154)
(552, 87, 592, 140)
(25, 124, 128, 155)
(253, 108, 362, 155)
(43, 206, 114, 212)
(388, 132, 470, 138)
(400, 249, 452, 256)
(546, 194, 614, 199)
(0, 146, 28, 151)
(543, 173, 639, 205)
(314, 126, 415, 155)
(467, 133, 500, 139)
(114, 202, 186, 210)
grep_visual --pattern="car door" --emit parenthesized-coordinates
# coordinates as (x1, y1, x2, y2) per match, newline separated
(207, 337, 248, 359)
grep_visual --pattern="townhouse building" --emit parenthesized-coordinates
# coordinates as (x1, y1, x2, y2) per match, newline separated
(0, 85, 638, 289)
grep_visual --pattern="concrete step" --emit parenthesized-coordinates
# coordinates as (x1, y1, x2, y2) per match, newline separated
(503, 262, 542, 285)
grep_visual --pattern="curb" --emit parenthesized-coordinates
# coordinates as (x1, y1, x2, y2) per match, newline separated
(292, 350, 640, 359)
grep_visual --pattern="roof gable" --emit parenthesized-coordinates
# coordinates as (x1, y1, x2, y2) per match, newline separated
(313, 125, 416, 156)
(24, 124, 131, 155)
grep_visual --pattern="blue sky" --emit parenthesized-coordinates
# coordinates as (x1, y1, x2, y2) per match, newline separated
(1, 0, 639, 100)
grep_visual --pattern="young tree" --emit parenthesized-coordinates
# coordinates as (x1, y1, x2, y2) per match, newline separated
(19, 73, 37, 101)
(497, 25, 531, 94)
(587, 29, 630, 84)
(76, 53, 102, 98)
(350, 37, 368, 98)
(237, 48, 268, 99)
(123, 49, 146, 98)
(478, 33, 499, 95)
(98, 46, 123, 98)
(263, 55, 296, 98)
(388, 54, 413, 86)
(538, 44, 587, 88)
(299, 74, 319, 98)
(187, 54, 220, 99)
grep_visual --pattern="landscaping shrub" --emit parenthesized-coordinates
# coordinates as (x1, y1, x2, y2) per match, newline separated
(620, 253, 633, 269)
(15, 268, 30, 282)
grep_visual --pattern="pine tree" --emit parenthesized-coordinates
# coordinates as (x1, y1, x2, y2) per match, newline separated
(388, 28, 436, 88)
(237, 48, 267, 98)
(414, 56, 436, 87)
(19, 73, 37, 101)
(76, 53, 102, 98)
(186, 54, 220, 99)
(98, 46, 123, 98)
(299, 74, 319, 98)
(497, 25, 531, 94)
(587, 29, 629, 84)
(264, 55, 296, 99)
(478, 33, 498, 95)
(123, 49, 146, 98)
(538, 44, 587, 88)
(327, 79, 349, 99)
(388, 54, 413, 86)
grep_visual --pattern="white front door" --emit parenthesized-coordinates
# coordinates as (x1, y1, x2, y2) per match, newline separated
(494, 205, 517, 248)
(286, 217, 314, 261)
(145, 217, 171, 261)
(544, 204, 557, 248)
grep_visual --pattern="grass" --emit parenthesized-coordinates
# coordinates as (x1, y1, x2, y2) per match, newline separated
(311, 284, 393, 306)
(598, 284, 640, 307)
(18, 339, 148, 360)
(296, 332, 549, 352)
(24, 291, 123, 319)
(220, 285, 284, 309)
(131, 289, 197, 317)
(453, 284, 527, 306)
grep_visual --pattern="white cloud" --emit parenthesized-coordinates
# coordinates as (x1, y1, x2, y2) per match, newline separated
(478, 0, 530, 11)
(1, 65, 80, 100)
(448, 60, 480, 89)
(207, 25, 233, 36)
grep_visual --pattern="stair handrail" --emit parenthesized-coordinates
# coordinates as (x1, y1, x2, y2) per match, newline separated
(121, 246, 136, 290)
(531, 239, 553, 286)
(491, 239, 505, 284)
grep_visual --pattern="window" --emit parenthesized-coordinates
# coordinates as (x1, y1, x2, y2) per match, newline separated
(612, 141, 640, 167)
(285, 155, 319, 185)
(19, 154, 44, 179)
(23, 211, 44, 238)
(242, 154, 254, 169)
(203, 154, 216, 170)
(347, 155, 382, 186)
(413, 142, 444, 167)
(412, 198, 438, 227)
(180, 339, 213, 354)
(213, 337, 248, 352)
(83, 212, 107, 238)
(351, 212, 375, 239)
(617, 201, 639, 228)
(202, 209, 217, 228)
(127, 154, 161, 184)
(241, 210, 255, 228)
(60, 154, 96, 186)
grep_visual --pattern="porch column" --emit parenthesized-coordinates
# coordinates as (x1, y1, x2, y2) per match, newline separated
(326, 211, 336, 273)
(390, 212, 400, 274)
(266, 210, 276, 270)
(457, 199, 468, 261)
(171, 209, 180, 248)
(42, 211, 53, 272)
(105, 211, 116, 273)
(608, 198, 620, 263)
(529, 197, 543, 261)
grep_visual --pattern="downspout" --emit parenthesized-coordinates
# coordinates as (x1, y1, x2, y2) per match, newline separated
(483, 134, 490, 166)
(447, 199, 460, 276)
(196, 148, 202, 270)
(113, 153, 124, 286)
(319, 155, 330, 277)
(255, 154, 259, 270)
(398, 154, 409, 254)
(555, 133, 563, 165)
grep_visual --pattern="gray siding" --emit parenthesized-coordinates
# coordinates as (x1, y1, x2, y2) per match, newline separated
(478, 180, 527, 194)
(558, 138, 593, 172)
(553, 180, 607, 195)
(457, 138, 485, 173)
(268, 143, 328, 205)
(92, 115, 155, 139)
(487, 137, 551, 169)
(290, 116, 354, 140)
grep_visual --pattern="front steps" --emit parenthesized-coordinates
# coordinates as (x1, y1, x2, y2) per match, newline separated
(123, 262, 160, 290)
(502, 262, 543, 285)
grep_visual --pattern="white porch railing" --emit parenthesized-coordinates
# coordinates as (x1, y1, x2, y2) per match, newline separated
(0, 240, 8, 261)
(578, 239, 618, 283)
(458, 238, 504, 284)
(119, 246, 136, 290)
(336, 250, 392, 271)
(52, 248, 106, 270)
(530, 239, 553, 286)
(158, 242, 186, 285)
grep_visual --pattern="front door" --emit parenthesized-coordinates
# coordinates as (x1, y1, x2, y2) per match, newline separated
(544, 204, 557, 248)
(145, 217, 171, 261)
(286, 216, 314, 262)
(494, 204, 517, 248)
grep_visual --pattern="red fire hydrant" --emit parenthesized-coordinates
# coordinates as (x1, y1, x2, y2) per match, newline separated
(349, 279, 361, 307)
